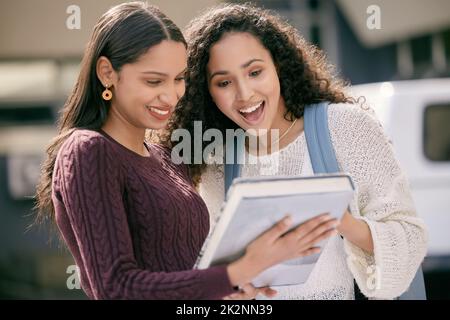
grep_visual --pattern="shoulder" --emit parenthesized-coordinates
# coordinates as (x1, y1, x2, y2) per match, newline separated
(54, 130, 124, 191)
(57, 129, 117, 164)
(324, 102, 397, 177)
(327, 102, 379, 127)
(326, 102, 386, 143)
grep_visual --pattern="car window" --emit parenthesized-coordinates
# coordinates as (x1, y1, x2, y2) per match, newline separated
(424, 103, 450, 161)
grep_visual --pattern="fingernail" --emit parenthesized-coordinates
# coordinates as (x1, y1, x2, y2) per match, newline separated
(284, 216, 293, 226)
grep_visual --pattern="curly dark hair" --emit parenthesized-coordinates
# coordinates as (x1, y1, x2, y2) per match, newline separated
(164, 3, 357, 186)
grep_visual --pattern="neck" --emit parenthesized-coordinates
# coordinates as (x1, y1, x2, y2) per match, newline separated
(248, 99, 304, 156)
(101, 106, 148, 157)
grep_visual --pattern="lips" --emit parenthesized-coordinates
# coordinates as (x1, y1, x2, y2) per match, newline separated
(145, 105, 172, 121)
(238, 101, 265, 125)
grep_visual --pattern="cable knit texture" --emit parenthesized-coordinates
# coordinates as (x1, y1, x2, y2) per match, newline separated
(199, 103, 428, 300)
(52, 129, 235, 300)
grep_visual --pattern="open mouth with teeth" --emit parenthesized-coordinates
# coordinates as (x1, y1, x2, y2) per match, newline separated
(145, 105, 171, 120)
(238, 101, 265, 124)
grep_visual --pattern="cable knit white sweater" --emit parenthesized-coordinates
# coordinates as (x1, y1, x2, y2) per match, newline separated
(199, 103, 428, 300)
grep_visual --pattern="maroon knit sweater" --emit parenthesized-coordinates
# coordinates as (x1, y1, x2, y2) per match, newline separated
(51, 129, 235, 299)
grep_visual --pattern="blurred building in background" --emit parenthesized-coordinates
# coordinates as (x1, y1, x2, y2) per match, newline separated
(0, 0, 449, 299)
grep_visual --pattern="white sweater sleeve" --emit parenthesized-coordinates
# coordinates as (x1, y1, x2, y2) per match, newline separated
(328, 103, 428, 299)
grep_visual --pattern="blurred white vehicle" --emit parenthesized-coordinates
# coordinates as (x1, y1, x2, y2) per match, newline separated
(351, 79, 450, 270)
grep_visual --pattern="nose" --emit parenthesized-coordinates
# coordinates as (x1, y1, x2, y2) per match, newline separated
(235, 78, 254, 102)
(159, 84, 180, 107)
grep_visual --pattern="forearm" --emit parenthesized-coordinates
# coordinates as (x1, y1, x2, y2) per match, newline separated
(338, 211, 374, 254)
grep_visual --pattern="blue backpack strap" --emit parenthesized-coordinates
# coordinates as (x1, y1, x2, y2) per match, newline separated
(303, 102, 426, 300)
(224, 138, 243, 194)
(303, 102, 339, 174)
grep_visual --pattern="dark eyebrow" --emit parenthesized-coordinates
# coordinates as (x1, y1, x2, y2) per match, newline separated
(141, 68, 187, 77)
(209, 59, 264, 81)
(241, 58, 263, 68)
(141, 71, 168, 76)
(177, 68, 187, 76)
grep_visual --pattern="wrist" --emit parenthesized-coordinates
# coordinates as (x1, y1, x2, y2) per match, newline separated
(226, 255, 259, 287)
(339, 213, 374, 253)
(337, 211, 354, 238)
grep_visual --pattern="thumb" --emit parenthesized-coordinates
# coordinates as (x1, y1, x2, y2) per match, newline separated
(259, 287, 278, 298)
(241, 283, 257, 297)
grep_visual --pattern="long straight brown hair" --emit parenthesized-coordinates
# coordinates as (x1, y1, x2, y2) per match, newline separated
(35, 2, 186, 226)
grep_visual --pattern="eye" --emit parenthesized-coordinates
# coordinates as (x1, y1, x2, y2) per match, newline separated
(218, 80, 231, 88)
(175, 76, 185, 83)
(146, 80, 162, 86)
(249, 69, 262, 77)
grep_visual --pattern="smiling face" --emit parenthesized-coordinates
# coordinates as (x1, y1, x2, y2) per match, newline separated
(102, 40, 187, 131)
(207, 32, 287, 133)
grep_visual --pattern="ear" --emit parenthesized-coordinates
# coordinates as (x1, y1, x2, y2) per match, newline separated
(96, 56, 117, 88)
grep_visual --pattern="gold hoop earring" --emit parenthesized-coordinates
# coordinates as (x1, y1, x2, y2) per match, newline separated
(102, 85, 112, 101)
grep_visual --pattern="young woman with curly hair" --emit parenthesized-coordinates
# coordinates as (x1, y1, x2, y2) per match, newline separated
(34, 2, 338, 300)
(166, 3, 427, 300)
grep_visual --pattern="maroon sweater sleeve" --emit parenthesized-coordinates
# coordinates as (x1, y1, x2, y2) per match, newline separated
(53, 133, 235, 299)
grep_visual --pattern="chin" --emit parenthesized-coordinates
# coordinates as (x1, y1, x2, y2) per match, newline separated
(146, 122, 168, 131)
(245, 124, 271, 134)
